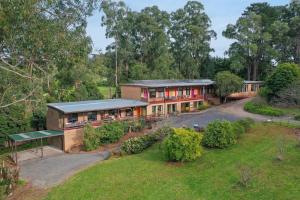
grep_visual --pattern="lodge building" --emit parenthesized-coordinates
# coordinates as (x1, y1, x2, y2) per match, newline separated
(8, 79, 263, 154)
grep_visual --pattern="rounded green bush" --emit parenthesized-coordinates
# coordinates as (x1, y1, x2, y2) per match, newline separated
(163, 128, 203, 162)
(202, 120, 237, 148)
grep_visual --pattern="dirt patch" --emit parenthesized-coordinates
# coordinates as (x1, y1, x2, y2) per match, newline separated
(7, 183, 49, 200)
(165, 161, 184, 167)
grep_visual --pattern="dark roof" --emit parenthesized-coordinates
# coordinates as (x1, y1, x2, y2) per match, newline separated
(47, 99, 148, 114)
(9, 130, 64, 142)
(121, 79, 215, 88)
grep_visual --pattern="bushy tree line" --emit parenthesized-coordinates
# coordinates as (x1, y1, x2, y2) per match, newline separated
(100, 0, 215, 85)
(223, 1, 300, 81)
(0, 1, 103, 135)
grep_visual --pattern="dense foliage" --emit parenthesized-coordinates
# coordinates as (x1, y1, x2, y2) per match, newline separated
(232, 118, 255, 138)
(244, 101, 285, 116)
(202, 120, 237, 148)
(83, 124, 101, 151)
(215, 71, 243, 103)
(265, 63, 300, 99)
(270, 79, 300, 107)
(223, 1, 300, 80)
(163, 128, 203, 162)
(83, 120, 147, 151)
(0, 164, 19, 199)
(121, 126, 174, 154)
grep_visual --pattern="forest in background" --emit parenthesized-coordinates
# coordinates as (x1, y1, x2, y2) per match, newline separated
(0, 0, 300, 135)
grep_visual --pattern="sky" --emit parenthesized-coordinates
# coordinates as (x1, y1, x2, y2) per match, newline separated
(86, 0, 290, 57)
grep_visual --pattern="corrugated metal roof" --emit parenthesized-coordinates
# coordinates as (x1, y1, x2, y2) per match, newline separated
(9, 130, 64, 142)
(121, 79, 215, 87)
(244, 81, 264, 84)
(47, 99, 148, 114)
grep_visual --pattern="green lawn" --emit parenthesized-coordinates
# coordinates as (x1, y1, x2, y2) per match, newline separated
(98, 86, 115, 99)
(46, 124, 300, 200)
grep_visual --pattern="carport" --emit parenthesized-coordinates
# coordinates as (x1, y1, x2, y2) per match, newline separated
(8, 130, 64, 165)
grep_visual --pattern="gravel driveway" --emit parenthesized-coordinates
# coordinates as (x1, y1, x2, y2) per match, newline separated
(20, 151, 110, 188)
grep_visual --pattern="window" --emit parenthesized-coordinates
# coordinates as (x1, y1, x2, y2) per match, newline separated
(68, 113, 78, 123)
(88, 112, 97, 121)
(152, 106, 156, 113)
(157, 88, 164, 98)
(149, 88, 156, 98)
(126, 109, 133, 116)
(178, 88, 183, 96)
(186, 88, 190, 96)
(158, 105, 163, 113)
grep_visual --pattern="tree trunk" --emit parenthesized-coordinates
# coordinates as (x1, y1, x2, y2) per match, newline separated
(125, 62, 129, 79)
(247, 65, 251, 81)
(252, 59, 258, 81)
(296, 36, 300, 64)
(115, 37, 118, 98)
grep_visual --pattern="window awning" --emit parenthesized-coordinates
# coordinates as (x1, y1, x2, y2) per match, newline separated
(8, 130, 64, 142)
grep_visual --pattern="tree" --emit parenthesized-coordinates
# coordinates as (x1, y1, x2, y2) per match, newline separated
(169, 1, 216, 78)
(101, 0, 129, 95)
(223, 3, 281, 80)
(0, 0, 100, 135)
(265, 63, 300, 99)
(215, 71, 243, 103)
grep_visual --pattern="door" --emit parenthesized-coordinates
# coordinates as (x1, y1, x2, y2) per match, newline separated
(136, 107, 141, 117)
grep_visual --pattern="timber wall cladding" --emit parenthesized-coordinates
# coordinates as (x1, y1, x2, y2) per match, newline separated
(46, 108, 61, 130)
(64, 128, 84, 152)
(120, 86, 141, 100)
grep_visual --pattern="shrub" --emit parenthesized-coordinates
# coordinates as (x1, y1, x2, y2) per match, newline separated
(83, 124, 100, 151)
(129, 119, 146, 132)
(295, 114, 300, 121)
(236, 118, 255, 131)
(121, 135, 155, 154)
(265, 63, 300, 99)
(163, 128, 203, 162)
(244, 101, 284, 116)
(197, 104, 210, 111)
(121, 126, 174, 154)
(232, 121, 245, 138)
(202, 120, 236, 148)
(0, 164, 19, 198)
(233, 118, 255, 138)
(97, 122, 125, 144)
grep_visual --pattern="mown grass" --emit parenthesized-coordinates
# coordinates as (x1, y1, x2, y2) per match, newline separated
(46, 124, 300, 200)
(98, 86, 115, 99)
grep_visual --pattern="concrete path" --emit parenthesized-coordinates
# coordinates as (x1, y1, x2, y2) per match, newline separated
(20, 151, 110, 188)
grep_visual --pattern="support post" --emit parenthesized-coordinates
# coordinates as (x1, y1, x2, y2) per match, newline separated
(15, 141, 18, 165)
(40, 138, 43, 159)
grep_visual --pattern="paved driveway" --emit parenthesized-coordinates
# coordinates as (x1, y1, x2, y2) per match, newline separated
(20, 151, 110, 188)
(168, 109, 241, 128)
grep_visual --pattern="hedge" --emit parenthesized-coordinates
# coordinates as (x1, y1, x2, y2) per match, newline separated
(121, 126, 174, 154)
(244, 101, 284, 116)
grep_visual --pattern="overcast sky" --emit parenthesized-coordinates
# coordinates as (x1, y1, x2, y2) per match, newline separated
(86, 0, 290, 57)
